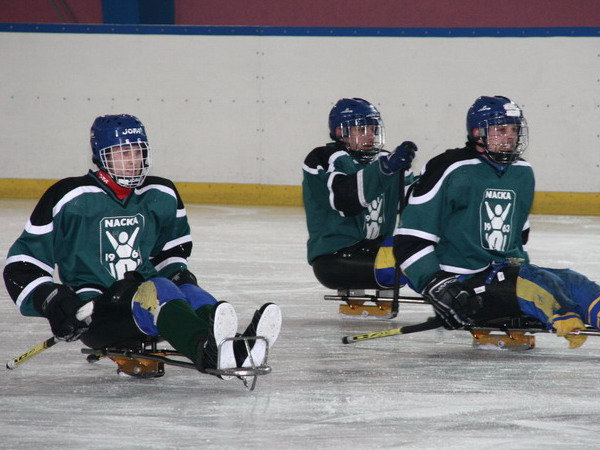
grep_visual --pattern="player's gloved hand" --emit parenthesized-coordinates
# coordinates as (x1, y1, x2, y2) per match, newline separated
(169, 268, 198, 287)
(104, 271, 145, 304)
(421, 271, 483, 330)
(379, 141, 417, 175)
(551, 313, 587, 348)
(41, 286, 93, 341)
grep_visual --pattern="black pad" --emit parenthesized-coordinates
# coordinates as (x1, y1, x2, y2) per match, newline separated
(312, 239, 382, 290)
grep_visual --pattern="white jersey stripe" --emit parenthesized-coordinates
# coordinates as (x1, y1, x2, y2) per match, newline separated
(357, 169, 368, 208)
(153, 256, 187, 272)
(327, 172, 346, 217)
(400, 245, 436, 272)
(53, 186, 107, 217)
(395, 227, 440, 243)
(302, 163, 321, 175)
(162, 235, 192, 251)
(25, 220, 53, 235)
(16, 276, 53, 309)
(136, 184, 177, 199)
(439, 264, 489, 275)
(410, 158, 482, 205)
(327, 151, 347, 172)
(5, 254, 54, 274)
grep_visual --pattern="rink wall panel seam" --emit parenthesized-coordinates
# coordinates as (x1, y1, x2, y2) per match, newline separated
(0, 179, 598, 215)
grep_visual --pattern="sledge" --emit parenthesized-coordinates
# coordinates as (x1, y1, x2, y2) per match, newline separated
(468, 317, 600, 350)
(342, 315, 600, 348)
(324, 288, 426, 318)
(81, 335, 272, 391)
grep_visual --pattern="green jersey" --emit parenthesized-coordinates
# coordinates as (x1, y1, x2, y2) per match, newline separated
(396, 146, 534, 291)
(302, 142, 414, 263)
(4, 170, 192, 316)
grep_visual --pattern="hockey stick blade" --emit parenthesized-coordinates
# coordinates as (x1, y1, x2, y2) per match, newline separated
(342, 317, 442, 344)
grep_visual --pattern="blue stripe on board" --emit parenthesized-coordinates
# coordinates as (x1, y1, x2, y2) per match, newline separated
(1, 23, 600, 37)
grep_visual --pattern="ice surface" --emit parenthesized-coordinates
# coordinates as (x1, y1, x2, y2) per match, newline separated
(1, 199, 600, 449)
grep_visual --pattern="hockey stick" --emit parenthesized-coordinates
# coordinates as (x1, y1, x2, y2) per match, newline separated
(6, 302, 94, 370)
(342, 316, 442, 344)
(342, 316, 600, 345)
(389, 169, 406, 319)
(6, 337, 58, 369)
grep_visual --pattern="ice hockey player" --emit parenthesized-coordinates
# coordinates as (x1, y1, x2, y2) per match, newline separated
(302, 98, 417, 289)
(3, 114, 281, 379)
(394, 95, 600, 348)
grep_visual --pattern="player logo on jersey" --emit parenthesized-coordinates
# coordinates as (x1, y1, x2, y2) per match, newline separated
(100, 214, 144, 278)
(365, 196, 384, 239)
(480, 189, 515, 251)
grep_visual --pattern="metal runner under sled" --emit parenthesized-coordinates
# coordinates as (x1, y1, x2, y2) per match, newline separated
(324, 288, 426, 318)
(468, 317, 549, 351)
(81, 335, 272, 391)
(470, 329, 536, 350)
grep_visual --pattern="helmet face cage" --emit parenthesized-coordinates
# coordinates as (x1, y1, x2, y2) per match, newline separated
(467, 96, 528, 165)
(339, 117, 385, 163)
(90, 114, 151, 188)
(328, 98, 385, 164)
(475, 116, 528, 165)
(98, 140, 151, 188)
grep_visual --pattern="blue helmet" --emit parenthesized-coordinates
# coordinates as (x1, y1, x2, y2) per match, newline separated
(466, 96, 528, 165)
(90, 114, 151, 188)
(328, 98, 385, 163)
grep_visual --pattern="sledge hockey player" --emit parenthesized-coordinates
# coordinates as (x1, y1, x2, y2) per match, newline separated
(302, 98, 417, 289)
(394, 95, 600, 348)
(3, 114, 281, 379)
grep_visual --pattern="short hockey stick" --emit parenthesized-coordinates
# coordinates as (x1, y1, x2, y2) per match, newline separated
(342, 316, 442, 344)
(6, 337, 58, 369)
(6, 302, 94, 370)
(342, 317, 600, 345)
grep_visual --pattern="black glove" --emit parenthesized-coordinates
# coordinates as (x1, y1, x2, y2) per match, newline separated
(104, 271, 145, 304)
(421, 271, 483, 330)
(169, 268, 198, 286)
(40, 286, 92, 341)
(379, 141, 417, 175)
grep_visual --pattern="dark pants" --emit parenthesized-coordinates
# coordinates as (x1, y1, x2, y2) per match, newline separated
(311, 239, 382, 290)
(460, 265, 523, 324)
(79, 287, 144, 349)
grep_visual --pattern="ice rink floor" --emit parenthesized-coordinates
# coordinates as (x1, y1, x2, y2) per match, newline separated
(1, 198, 600, 449)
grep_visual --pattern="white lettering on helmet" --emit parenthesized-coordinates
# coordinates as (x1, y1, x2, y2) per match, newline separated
(503, 103, 521, 117)
(121, 127, 144, 136)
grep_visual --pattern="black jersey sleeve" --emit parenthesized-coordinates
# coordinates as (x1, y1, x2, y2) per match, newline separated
(303, 145, 398, 217)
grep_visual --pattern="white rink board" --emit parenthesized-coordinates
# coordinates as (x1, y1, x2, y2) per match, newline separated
(1, 32, 599, 191)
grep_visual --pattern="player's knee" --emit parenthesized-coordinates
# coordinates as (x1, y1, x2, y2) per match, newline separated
(519, 265, 564, 291)
(149, 277, 186, 302)
(178, 283, 218, 309)
(130, 278, 185, 336)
